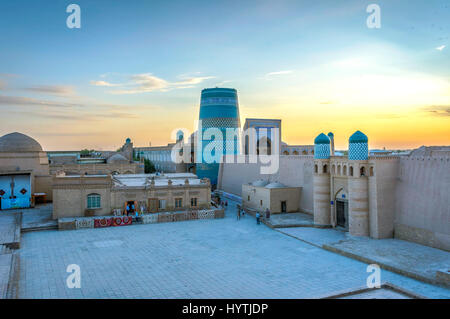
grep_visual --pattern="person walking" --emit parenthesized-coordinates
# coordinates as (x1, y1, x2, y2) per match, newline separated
(265, 208, 270, 220)
(237, 208, 241, 220)
(256, 212, 261, 225)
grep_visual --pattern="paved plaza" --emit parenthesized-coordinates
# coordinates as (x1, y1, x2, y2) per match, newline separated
(17, 200, 450, 299)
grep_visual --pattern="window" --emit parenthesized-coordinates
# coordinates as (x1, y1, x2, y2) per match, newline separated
(260, 200, 263, 206)
(87, 193, 101, 209)
(323, 164, 328, 174)
(190, 198, 197, 207)
(343, 166, 347, 175)
(360, 167, 366, 177)
(175, 198, 183, 208)
(158, 199, 166, 210)
(314, 164, 318, 173)
(350, 166, 354, 176)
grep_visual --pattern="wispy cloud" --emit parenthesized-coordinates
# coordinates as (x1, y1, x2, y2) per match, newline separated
(91, 73, 215, 94)
(436, 45, 446, 51)
(0, 95, 81, 108)
(265, 70, 294, 77)
(90, 80, 122, 87)
(23, 85, 75, 96)
(422, 105, 450, 116)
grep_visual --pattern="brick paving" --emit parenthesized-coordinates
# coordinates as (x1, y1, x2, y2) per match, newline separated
(0, 254, 12, 298)
(17, 200, 450, 299)
(0, 212, 17, 246)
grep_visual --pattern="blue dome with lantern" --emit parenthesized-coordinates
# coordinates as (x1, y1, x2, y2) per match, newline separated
(125, 137, 131, 144)
(349, 130, 368, 143)
(348, 130, 368, 160)
(314, 133, 330, 159)
(314, 133, 330, 145)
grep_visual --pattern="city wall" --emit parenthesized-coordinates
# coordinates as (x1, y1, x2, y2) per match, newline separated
(395, 154, 450, 251)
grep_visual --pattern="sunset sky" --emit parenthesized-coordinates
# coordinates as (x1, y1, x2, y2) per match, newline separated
(0, 0, 448, 151)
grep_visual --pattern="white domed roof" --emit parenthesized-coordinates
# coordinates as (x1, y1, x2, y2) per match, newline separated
(265, 181, 286, 188)
(252, 179, 269, 187)
(107, 153, 129, 164)
(0, 132, 43, 152)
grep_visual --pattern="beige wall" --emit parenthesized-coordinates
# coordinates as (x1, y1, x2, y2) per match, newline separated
(50, 162, 143, 176)
(52, 175, 112, 219)
(242, 184, 301, 213)
(0, 151, 52, 201)
(395, 154, 450, 251)
(111, 186, 210, 212)
(219, 155, 314, 214)
(0, 151, 49, 176)
(368, 157, 399, 239)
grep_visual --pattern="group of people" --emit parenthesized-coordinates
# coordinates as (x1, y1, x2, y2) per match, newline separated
(237, 205, 270, 225)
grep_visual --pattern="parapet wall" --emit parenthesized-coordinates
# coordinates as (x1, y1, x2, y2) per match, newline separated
(395, 155, 450, 251)
(218, 155, 314, 214)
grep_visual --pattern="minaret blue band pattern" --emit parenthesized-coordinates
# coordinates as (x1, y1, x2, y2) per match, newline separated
(197, 88, 240, 186)
(348, 143, 368, 160)
(348, 130, 368, 160)
(314, 144, 330, 159)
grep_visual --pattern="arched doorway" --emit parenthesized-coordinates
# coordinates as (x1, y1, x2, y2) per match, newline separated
(334, 188, 348, 230)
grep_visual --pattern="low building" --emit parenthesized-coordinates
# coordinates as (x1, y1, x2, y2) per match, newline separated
(0, 132, 52, 209)
(52, 173, 211, 219)
(242, 180, 301, 214)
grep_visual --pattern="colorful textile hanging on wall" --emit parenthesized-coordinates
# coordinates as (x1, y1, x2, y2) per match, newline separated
(112, 216, 133, 226)
(94, 217, 113, 228)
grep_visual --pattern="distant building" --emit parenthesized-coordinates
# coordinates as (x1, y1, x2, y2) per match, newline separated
(48, 138, 143, 176)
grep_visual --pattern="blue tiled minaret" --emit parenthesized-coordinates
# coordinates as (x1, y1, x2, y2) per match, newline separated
(196, 88, 240, 186)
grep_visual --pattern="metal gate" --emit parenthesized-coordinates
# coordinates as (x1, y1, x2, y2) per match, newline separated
(336, 199, 348, 230)
(0, 174, 31, 210)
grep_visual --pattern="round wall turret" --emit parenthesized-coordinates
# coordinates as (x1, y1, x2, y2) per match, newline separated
(348, 130, 369, 236)
(313, 133, 331, 226)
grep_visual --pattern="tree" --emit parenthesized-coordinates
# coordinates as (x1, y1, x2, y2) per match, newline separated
(80, 149, 94, 157)
(144, 158, 156, 173)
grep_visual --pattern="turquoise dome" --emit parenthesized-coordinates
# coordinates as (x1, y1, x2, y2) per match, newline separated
(314, 133, 330, 145)
(125, 138, 131, 144)
(349, 131, 368, 143)
(327, 132, 334, 138)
